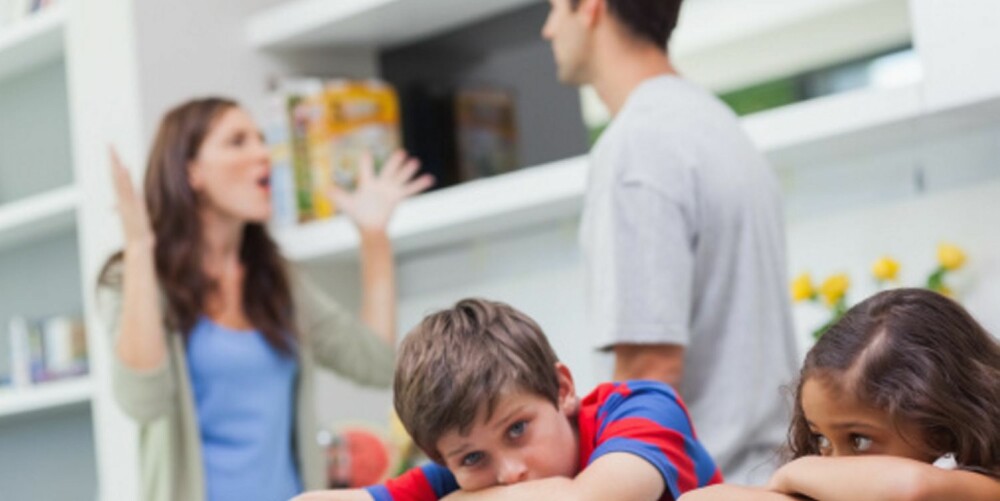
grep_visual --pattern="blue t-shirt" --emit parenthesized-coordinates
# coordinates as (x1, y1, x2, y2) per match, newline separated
(187, 317, 301, 501)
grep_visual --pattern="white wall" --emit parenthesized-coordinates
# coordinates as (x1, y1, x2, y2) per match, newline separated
(307, 111, 1000, 431)
(303, 216, 609, 431)
(131, 0, 377, 141)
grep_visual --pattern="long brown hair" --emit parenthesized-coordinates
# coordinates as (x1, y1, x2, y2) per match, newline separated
(788, 288, 1000, 478)
(100, 97, 296, 353)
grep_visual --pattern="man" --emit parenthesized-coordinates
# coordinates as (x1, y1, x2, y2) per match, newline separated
(542, 0, 799, 484)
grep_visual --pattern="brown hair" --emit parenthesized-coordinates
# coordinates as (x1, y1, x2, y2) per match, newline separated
(99, 97, 296, 353)
(571, 0, 683, 51)
(788, 288, 1000, 478)
(393, 298, 560, 463)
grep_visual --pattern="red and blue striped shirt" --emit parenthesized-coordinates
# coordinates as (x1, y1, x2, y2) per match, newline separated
(366, 380, 722, 500)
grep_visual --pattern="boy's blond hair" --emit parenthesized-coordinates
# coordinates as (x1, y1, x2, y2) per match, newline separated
(393, 298, 560, 463)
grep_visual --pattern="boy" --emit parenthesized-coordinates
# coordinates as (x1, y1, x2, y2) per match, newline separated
(295, 299, 721, 501)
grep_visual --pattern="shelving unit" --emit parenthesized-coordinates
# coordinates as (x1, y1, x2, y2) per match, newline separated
(272, 75, 1000, 263)
(0, 377, 92, 419)
(247, 0, 951, 264)
(246, 0, 538, 50)
(0, 3, 67, 81)
(274, 156, 586, 261)
(0, 3, 101, 500)
(0, 184, 79, 252)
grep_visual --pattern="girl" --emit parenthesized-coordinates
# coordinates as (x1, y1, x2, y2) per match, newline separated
(681, 288, 1000, 500)
(97, 97, 432, 501)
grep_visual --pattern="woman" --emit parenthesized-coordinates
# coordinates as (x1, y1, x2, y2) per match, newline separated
(97, 97, 432, 501)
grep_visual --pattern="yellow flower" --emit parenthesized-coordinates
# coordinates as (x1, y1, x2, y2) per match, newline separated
(820, 273, 850, 306)
(871, 256, 900, 282)
(938, 286, 955, 298)
(790, 273, 815, 302)
(937, 243, 966, 271)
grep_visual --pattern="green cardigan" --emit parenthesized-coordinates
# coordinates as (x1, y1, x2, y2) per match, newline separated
(97, 264, 396, 501)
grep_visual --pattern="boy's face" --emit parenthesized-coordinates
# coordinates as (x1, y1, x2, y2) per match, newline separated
(435, 363, 581, 491)
(801, 379, 931, 461)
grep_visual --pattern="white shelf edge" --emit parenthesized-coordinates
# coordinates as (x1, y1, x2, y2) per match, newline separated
(0, 377, 93, 419)
(246, 0, 539, 50)
(275, 79, 1000, 263)
(0, 185, 80, 249)
(744, 83, 923, 161)
(0, 184, 80, 233)
(0, 4, 67, 81)
(273, 155, 587, 261)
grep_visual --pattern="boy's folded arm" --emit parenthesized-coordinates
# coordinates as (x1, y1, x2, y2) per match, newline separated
(677, 485, 805, 501)
(770, 455, 1000, 501)
(442, 452, 664, 501)
(290, 489, 374, 501)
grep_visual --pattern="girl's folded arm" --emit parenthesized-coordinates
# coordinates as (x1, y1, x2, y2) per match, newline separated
(769, 456, 1000, 501)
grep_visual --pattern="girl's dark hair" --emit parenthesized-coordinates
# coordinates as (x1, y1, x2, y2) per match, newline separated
(99, 97, 296, 353)
(570, 0, 683, 50)
(788, 288, 1000, 478)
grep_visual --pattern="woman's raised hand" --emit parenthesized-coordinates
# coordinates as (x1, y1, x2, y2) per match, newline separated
(329, 150, 433, 235)
(109, 147, 154, 246)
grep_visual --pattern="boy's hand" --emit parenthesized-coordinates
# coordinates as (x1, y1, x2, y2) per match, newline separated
(290, 489, 374, 501)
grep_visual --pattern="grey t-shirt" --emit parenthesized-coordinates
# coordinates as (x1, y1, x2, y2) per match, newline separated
(580, 75, 799, 484)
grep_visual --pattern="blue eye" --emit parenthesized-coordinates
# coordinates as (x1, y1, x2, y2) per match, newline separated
(461, 451, 484, 467)
(509, 421, 527, 439)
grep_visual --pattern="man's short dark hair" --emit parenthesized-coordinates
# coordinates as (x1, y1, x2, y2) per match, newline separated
(572, 0, 683, 51)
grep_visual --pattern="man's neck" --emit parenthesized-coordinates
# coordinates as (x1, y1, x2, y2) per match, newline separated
(590, 44, 678, 117)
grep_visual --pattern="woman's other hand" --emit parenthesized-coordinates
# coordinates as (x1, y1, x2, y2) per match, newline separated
(329, 150, 433, 235)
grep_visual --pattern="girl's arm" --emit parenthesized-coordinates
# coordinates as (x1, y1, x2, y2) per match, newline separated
(330, 150, 432, 346)
(770, 455, 1000, 501)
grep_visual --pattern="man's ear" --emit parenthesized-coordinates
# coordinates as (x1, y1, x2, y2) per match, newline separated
(576, 0, 605, 28)
(555, 362, 579, 415)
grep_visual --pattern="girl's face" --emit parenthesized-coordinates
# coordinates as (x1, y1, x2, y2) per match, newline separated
(801, 378, 932, 461)
(187, 107, 272, 223)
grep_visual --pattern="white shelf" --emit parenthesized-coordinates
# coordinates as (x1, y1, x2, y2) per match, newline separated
(747, 81, 1000, 167)
(0, 185, 79, 251)
(274, 80, 1000, 263)
(0, 377, 92, 419)
(247, 0, 539, 50)
(673, 0, 910, 92)
(745, 84, 923, 166)
(0, 4, 67, 81)
(273, 155, 587, 261)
